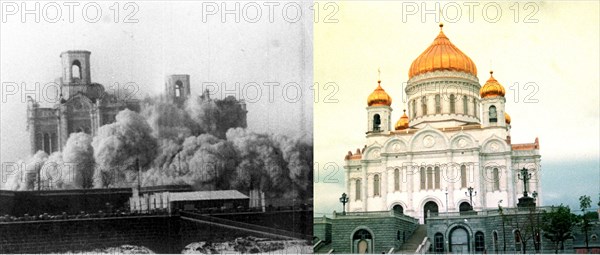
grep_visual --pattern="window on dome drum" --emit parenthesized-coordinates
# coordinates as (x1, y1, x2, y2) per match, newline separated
(493, 168, 500, 191)
(420, 167, 426, 190)
(373, 174, 380, 196)
(435, 94, 441, 113)
(460, 165, 467, 188)
(463, 95, 468, 114)
(434, 166, 440, 189)
(489, 105, 497, 122)
(475, 232, 485, 252)
(473, 98, 478, 117)
(373, 114, 381, 131)
(421, 96, 428, 115)
(394, 169, 400, 191)
(175, 80, 183, 98)
(514, 230, 522, 253)
(493, 231, 499, 253)
(434, 233, 444, 253)
(427, 167, 433, 189)
(412, 100, 417, 118)
(450, 94, 456, 113)
(355, 179, 361, 201)
(71, 60, 82, 79)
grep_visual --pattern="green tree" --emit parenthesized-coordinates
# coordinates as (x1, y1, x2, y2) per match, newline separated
(541, 205, 576, 254)
(579, 195, 592, 252)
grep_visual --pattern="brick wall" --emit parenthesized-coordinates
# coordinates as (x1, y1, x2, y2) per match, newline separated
(329, 213, 418, 253)
(427, 211, 575, 254)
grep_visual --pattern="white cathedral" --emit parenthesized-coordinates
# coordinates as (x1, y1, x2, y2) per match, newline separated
(343, 24, 541, 224)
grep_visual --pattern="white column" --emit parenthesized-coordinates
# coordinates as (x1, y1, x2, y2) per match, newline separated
(382, 167, 388, 209)
(446, 152, 455, 211)
(362, 164, 368, 211)
(406, 155, 414, 211)
(506, 156, 515, 206)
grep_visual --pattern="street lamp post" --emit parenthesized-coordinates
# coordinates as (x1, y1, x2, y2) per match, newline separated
(465, 187, 477, 209)
(517, 168, 536, 208)
(339, 193, 349, 215)
(518, 167, 532, 197)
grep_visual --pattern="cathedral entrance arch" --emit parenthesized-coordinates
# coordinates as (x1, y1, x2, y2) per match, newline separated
(423, 201, 439, 223)
(449, 226, 469, 253)
(352, 229, 373, 254)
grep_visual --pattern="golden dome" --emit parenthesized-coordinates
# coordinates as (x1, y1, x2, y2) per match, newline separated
(395, 110, 409, 130)
(409, 23, 478, 79)
(480, 71, 506, 98)
(367, 80, 392, 106)
(505, 112, 511, 124)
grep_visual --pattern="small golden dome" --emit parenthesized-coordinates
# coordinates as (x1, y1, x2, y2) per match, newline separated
(367, 80, 392, 106)
(480, 71, 506, 98)
(395, 110, 409, 130)
(409, 24, 478, 79)
(505, 112, 511, 124)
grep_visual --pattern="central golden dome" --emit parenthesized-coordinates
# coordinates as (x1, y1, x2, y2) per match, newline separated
(409, 24, 478, 79)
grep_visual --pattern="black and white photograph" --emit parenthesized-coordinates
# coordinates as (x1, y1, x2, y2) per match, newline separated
(0, 1, 313, 253)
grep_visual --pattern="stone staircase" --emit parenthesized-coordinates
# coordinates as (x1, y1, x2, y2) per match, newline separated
(397, 224, 428, 254)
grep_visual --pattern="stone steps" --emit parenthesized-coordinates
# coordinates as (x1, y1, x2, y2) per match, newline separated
(397, 224, 427, 253)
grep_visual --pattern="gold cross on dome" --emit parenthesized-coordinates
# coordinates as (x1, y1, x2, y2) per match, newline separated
(377, 68, 381, 81)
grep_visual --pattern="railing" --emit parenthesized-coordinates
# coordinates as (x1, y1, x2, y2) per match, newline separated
(387, 247, 395, 254)
(332, 210, 419, 224)
(180, 211, 311, 240)
(415, 237, 430, 254)
(428, 206, 554, 219)
(313, 240, 323, 250)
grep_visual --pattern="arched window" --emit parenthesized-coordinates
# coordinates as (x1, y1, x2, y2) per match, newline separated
(373, 174, 379, 196)
(355, 179, 361, 201)
(493, 231, 499, 253)
(420, 167, 426, 190)
(435, 94, 441, 113)
(421, 96, 428, 115)
(51, 133, 57, 152)
(426, 167, 433, 190)
(434, 166, 440, 189)
(514, 230, 522, 253)
(473, 98, 478, 117)
(373, 114, 381, 131)
(475, 232, 485, 252)
(460, 165, 467, 188)
(43, 133, 51, 154)
(434, 233, 445, 253)
(493, 168, 500, 191)
(373, 174, 380, 196)
(175, 80, 183, 98)
(394, 168, 400, 191)
(71, 60, 82, 79)
(449, 94, 456, 113)
(463, 95, 468, 114)
(489, 105, 497, 122)
(353, 229, 373, 254)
